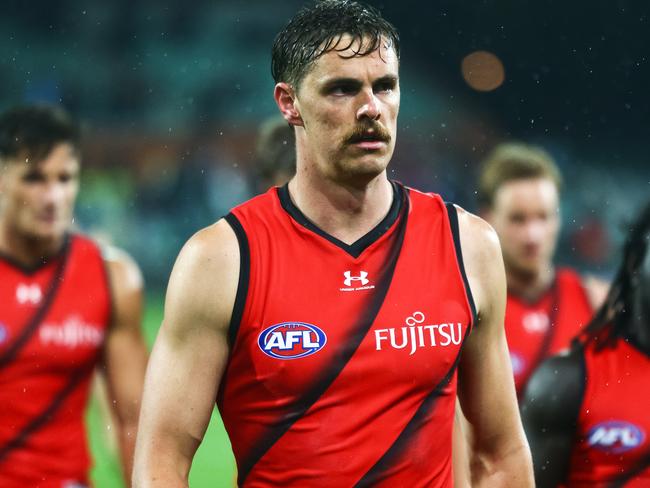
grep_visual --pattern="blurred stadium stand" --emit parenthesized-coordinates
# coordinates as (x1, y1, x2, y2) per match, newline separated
(2, 0, 648, 288)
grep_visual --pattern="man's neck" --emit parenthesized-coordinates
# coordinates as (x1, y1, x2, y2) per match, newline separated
(287, 172, 393, 245)
(0, 221, 65, 268)
(506, 265, 555, 302)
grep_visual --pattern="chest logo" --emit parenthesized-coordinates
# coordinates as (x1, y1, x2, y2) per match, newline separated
(258, 322, 327, 360)
(344, 271, 368, 287)
(341, 270, 375, 292)
(587, 421, 646, 453)
(375, 311, 464, 355)
(39, 315, 104, 348)
(522, 312, 550, 334)
(16, 283, 43, 305)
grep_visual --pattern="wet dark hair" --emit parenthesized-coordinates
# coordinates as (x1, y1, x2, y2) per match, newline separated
(0, 104, 80, 165)
(271, 0, 400, 88)
(576, 202, 650, 349)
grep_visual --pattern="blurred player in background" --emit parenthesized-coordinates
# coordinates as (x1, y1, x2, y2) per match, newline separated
(522, 202, 650, 486)
(0, 104, 148, 487)
(254, 116, 296, 192)
(478, 142, 608, 397)
(135, 1, 532, 486)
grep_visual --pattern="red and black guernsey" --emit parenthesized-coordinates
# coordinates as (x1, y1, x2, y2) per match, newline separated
(505, 268, 593, 397)
(0, 234, 112, 488)
(218, 182, 477, 487)
(566, 338, 650, 487)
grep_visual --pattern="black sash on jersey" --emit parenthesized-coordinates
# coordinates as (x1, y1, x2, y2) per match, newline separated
(0, 355, 97, 463)
(355, 324, 471, 487)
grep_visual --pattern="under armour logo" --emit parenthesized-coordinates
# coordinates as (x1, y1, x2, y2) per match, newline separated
(343, 271, 369, 287)
(16, 283, 43, 305)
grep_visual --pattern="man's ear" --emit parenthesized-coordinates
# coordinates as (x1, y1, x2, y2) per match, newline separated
(274, 83, 304, 127)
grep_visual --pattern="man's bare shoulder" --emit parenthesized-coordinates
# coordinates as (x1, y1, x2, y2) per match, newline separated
(101, 244, 143, 293)
(178, 219, 239, 270)
(164, 219, 240, 336)
(452, 204, 502, 264)
(450, 204, 505, 319)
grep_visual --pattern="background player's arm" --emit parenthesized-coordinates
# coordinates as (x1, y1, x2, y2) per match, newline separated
(102, 248, 149, 484)
(454, 206, 534, 487)
(132, 220, 238, 487)
(520, 349, 585, 488)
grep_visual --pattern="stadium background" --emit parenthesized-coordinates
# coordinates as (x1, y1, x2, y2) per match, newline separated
(2, 0, 648, 486)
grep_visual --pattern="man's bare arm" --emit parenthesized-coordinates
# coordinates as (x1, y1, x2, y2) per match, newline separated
(454, 205, 534, 487)
(102, 248, 148, 484)
(452, 400, 472, 488)
(132, 220, 240, 487)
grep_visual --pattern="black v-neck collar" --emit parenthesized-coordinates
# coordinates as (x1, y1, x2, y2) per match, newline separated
(277, 181, 405, 259)
(0, 233, 72, 275)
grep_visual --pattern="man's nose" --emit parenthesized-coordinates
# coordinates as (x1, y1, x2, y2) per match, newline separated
(524, 220, 546, 242)
(41, 182, 65, 204)
(356, 90, 381, 121)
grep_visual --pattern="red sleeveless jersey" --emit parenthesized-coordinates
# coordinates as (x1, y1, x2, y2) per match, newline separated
(505, 268, 593, 397)
(566, 338, 650, 487)
(217, 182, 476, 487)
(0, 234, 112, 488)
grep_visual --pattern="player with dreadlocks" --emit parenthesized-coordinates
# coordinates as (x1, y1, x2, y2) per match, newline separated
(522, 202, 650, 487)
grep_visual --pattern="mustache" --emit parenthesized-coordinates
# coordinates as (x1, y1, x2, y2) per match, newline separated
(345, 122, 391, 144)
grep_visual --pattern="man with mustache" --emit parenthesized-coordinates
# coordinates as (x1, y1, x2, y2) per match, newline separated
(134, 1, 533, 486)
(0, 104, 148, 487)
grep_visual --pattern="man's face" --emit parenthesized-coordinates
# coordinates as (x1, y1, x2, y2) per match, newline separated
(0, 143, 80, 242)
(487, 177, 560, 278)
(291, 35, 400, 184)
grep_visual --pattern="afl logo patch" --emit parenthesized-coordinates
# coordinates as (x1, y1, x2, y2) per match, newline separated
(258, 322, 327, 360)
(587, 421, 645, 453)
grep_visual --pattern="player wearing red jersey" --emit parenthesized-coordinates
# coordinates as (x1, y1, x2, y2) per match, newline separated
(0, 105, 148, 487)
(478, 143, 608, 397)
(522, 202, 650, 487)
(134, 1, 533, 486)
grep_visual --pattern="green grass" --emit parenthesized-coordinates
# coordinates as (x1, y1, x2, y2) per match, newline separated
(86, 293, 237, 487)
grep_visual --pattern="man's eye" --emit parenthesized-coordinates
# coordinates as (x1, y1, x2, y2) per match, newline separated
(374, 82, 394, 93)
(22, 172, 45, 183)
(330, 84, 356, 95)
(510, 215, 526, 224)
(59, 174, 75, 183)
